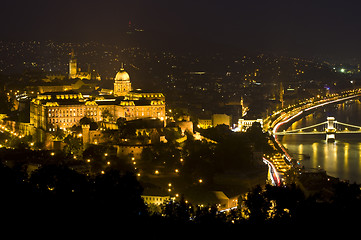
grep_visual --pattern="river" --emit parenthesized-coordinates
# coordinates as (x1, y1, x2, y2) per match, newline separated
(280, 99, 361, 183)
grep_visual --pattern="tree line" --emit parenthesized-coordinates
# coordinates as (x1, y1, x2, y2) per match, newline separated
(2, 161, 361, 225)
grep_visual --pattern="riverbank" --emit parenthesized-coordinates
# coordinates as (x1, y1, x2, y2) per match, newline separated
(273, 98, 361, 184)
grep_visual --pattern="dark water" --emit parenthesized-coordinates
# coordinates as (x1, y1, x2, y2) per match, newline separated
(280, 99, 361, 183)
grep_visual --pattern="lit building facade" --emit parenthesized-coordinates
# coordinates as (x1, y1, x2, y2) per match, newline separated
(237, 118, 263, 132)
(141, 195, 170, 206)
(30, 68, 166, 132)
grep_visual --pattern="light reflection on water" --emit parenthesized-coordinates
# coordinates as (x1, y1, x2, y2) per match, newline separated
(280, 100, 361, 183)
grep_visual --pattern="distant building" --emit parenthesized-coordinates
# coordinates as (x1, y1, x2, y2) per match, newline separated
(198, 118, 212, 129)
(237, 118, 263, 132)
(141, 187, 170, 206)
(33, 79, 99, 94)
(197, 114, 231, 129)
(115, 144, 149, 159)
(141, 195, 170, 206)
(212, 114, 231, 127)
(68, 50, 100, 80)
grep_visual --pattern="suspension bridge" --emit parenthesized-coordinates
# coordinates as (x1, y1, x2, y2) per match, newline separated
(274, 117, 361, 142)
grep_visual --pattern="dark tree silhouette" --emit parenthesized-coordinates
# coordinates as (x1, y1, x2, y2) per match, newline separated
(243, 185, 270, 223)
(92, 170, 147, 218)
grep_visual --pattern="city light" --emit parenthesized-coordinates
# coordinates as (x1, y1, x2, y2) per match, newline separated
(2, 7, 361, 224)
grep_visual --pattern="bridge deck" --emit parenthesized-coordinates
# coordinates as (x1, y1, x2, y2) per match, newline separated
(275, 130, 361, 135)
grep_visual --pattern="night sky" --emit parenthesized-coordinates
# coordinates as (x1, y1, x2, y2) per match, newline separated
(2, 0, 361, 59)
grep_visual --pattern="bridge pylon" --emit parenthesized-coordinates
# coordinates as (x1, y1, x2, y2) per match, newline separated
(326, 117, 336, 142)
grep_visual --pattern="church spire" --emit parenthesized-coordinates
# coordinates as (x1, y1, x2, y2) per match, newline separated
(70, 48, 75, 58)
(69, 49, 77, 78)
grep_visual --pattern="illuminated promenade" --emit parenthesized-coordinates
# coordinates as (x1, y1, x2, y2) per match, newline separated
(263, 88, 361, 185)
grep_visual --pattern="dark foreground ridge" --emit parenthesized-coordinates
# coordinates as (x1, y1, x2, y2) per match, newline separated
(2, 161, 361, 225)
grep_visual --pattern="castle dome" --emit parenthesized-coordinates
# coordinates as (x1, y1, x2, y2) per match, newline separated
(115, 68, 130, 81)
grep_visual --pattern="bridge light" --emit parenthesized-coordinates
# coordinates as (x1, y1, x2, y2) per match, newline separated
(314, 129, 316, 131)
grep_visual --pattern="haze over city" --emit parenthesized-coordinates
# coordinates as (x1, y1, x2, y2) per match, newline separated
(2, 0, 361, 60)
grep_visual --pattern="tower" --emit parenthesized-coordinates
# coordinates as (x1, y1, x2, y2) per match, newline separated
(81, 124, 90, 147)
(114, 64, 132, 96)
(69, 49, 77, 79)
(326, 117, 336, 142)
(279, 82, 284, 108)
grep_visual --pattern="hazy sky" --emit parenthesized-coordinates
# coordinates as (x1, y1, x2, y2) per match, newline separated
(2, 0, 361, 59)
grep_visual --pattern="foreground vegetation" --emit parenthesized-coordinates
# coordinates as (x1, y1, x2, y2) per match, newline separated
(1, 161, 361, 225)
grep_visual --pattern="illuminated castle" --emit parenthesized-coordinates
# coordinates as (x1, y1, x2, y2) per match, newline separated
(30, 66, 165, 137)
